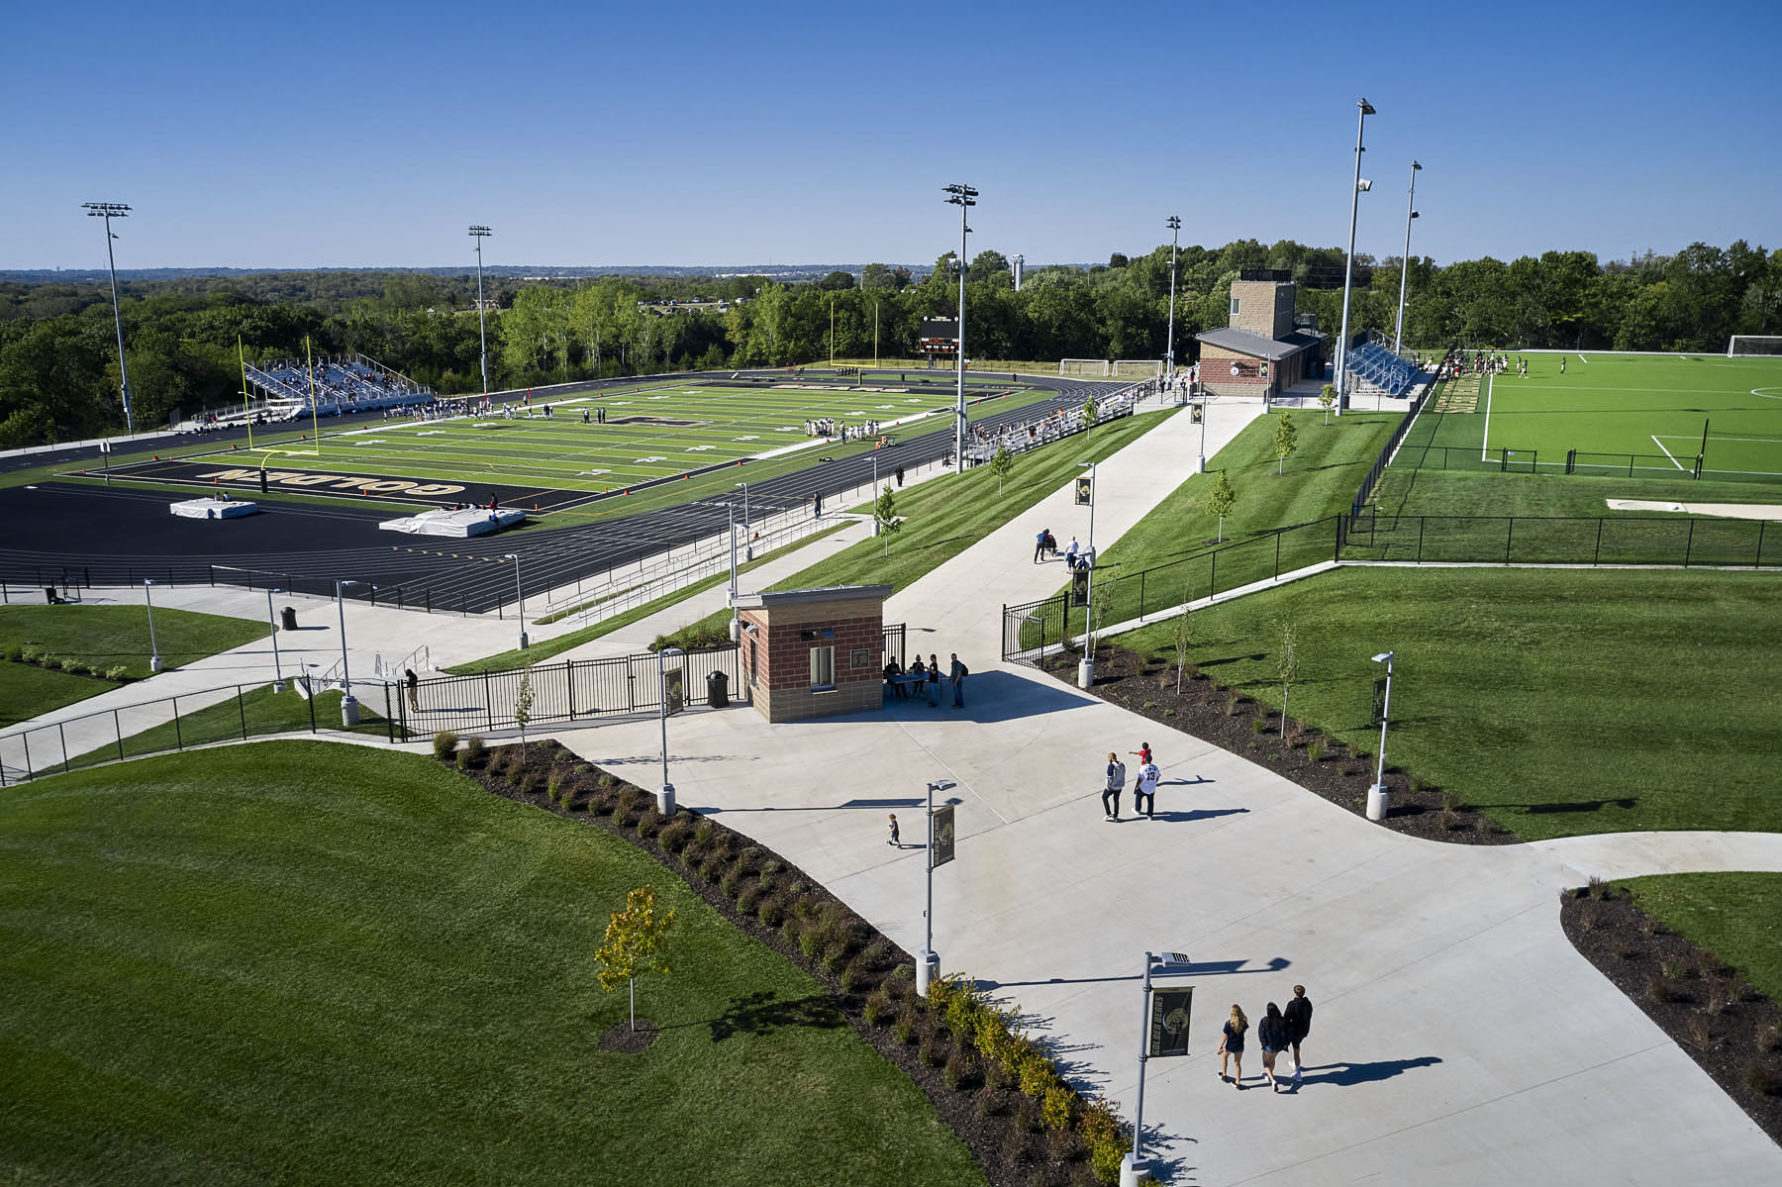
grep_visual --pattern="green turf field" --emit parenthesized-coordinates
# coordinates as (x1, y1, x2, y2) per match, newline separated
(191, 376, 1050, 499)
(1404, 353, 1782, 483)
(0, 743, 984, 1186)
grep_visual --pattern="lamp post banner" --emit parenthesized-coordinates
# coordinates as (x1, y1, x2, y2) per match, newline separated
(1372, 676, 1389, 725)
(930, 804, 956, 869)
(664, 667, 685, 716)
(1149, 986, 1194, 1058)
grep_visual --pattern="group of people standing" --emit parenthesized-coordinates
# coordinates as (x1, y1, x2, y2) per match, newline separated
(883, 652, 969, 708)
(1218, 986, 1314, 1092)
(1100, 743, 1161, 820)
(1032, 529, 1094, 570)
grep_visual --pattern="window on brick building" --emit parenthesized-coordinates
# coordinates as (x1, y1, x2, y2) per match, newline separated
(810, 646, 835, 691)
(1230, 297, 1241, 317)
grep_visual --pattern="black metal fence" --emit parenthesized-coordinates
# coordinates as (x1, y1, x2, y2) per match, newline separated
(1340, 512, 1781, 568)
(1350, 387, 1430, 517)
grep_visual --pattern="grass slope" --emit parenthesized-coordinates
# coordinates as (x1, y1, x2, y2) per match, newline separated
(0, 743, 983, 1187)
(1112, 566, 1782, 840)
(0, 663, 115, 727)
(1621, 873, 1782, 1005)
(0, 605, 269, 679)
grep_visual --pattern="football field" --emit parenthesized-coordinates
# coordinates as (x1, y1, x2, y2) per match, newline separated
(1405, 353, 1782, 483)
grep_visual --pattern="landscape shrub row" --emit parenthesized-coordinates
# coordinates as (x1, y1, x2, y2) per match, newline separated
(5, 644, 130, 682)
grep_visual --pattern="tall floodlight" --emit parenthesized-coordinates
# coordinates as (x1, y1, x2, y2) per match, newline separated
(83, 203, 135, 434)
(1165, 216, 1182, 376)
(943, 185, 978, 471)
(1334, 99, 1376, 415)
(469, 226, 493, 399)
(1393, 162, 1422, 355)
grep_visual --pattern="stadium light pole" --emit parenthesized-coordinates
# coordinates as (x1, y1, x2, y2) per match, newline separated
(1367, 650, 1395, 821)
(470, 225, 492, 400)
(503, 553, 527, 650)
(1165, 216, 1181, 376)
(917, 777, 956, 997)
(267, 588, 285, 693)
(83, 202, 136, 435)
(656, 646, 685, 816)
(1334, 99, 1376, 416)
(335, 579, 363, 726)
(943, 184, 978, 472)
(1393, 162, 1422, 355)
(142, 579, 162, 673)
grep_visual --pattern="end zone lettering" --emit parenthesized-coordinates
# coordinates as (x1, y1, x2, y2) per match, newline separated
(197, 468, 465, 496)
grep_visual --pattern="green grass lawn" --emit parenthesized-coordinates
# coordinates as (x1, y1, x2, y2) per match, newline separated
(59, 685, 399, 771)
(0, 604, 269, 679)
(0, 663, 115, 727)
(1111, 566, 1782, 840)
(0, 743, 984, 1187)
(656, 407, 1179, 647)
(1620, 873, 1782, 1004)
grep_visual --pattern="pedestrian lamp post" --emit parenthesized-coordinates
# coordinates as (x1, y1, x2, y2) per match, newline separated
(335, 579, 363, 726)
(735, 481, 752, 560)
(267, 588, 285, 693)
(1076, 461, 1098, 691)
(1368, 650, 1395, 821)
(1335, 98, 1376, 416)
(1164, 215, 1181, 377)
(1120, 951, 1196, 1187)
(143, 579, 162, 673)
(656, 646, 685, 816)
(1196, 393, 1210, 474)
(503, 553, 528, 650)
(917, 777, 957, 997)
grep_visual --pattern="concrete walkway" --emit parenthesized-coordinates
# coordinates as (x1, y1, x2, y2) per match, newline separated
(542, 395, 1782, 1185)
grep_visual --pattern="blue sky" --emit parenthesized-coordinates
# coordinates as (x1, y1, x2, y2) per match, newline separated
(4, 0, 1777, 270)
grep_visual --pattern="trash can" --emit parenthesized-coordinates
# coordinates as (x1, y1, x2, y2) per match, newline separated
(45, 586, 59, 605)
(281, 605, 298, 631)
(705, 669, 729, 709)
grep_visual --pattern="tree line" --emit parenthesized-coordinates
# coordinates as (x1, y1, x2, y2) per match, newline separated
(1, 239, 1776, 447)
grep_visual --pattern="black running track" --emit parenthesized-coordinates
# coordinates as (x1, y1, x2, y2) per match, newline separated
(0, 372, 1109, 614)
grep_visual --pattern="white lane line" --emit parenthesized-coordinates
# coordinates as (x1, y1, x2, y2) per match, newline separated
(1651, 435, 1687, 471)
(1480, 372, 1495, 462)
(1576, 354, 1589, 364)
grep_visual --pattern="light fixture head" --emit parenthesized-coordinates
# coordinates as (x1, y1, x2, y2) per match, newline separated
(1358, 98, 1376, 115)
(504, 552, 518, 561)
(1411, 211, 1420, 219)
(1372, 651, 1394, 664)
(468, 224, 492, 236)
(927, 778, 957, 793)
(1412, 160, 1422, 171)
(1358, 179, 1373, 192)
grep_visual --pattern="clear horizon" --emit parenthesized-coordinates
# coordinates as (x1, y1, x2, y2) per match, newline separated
(5, 0, 1777, 273)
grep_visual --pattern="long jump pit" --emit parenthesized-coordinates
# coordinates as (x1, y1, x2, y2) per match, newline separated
(91, 458, 597, 514)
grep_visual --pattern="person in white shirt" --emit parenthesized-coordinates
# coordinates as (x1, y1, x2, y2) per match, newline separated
(1135, 760, 1160, 818)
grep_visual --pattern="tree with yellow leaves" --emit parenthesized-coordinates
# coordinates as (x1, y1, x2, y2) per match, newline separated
(595, 885, 678, 1032)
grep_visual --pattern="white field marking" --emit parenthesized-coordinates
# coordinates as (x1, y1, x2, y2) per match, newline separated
(634, 456, 666, 463)
(352, 439, 390, 445)
(1480, 371, 1495, 461)
(1576, 354, 1589, 364)
(687, 445, 714, 451)
(775, 426, 798, 432)
(1513, 384, 1745, 395)
(878, 404, 895, 409)
(577, 469, 612, 476)
(417, 431, 447, 437)
(734, 434, 759, 441)
(849, 410, 865, 415)
(1651, 435, 1687, 471)
(906, 398, 922, 403)
(1753, 388, 1782, 401)
(614, 401, 632, 406)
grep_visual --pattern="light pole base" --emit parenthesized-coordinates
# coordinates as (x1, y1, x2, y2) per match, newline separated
(518, 631, 529, 650)
(1119, 1154, 1149, 1187)
(150, 655, 163, 674)
(1198, 454, 1207, 474)
(728, 619, 740, 642)
(1077, 657, 1095, 690)
(272, 679, 285, 694)
(1366, 782, 1389, 821)
(341, 695, 360, 728)
(915, 949, 940, 998)
(658, 782, 676, 817)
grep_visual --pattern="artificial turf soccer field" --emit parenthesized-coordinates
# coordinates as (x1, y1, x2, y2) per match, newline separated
(100, 375, 1052, 513)
(1405, 353, 1782, 483)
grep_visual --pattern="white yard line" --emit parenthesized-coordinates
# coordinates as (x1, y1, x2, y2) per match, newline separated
(1576, 353, 1589, 364)
(1651, 434, 1687, 471)
(1479, 371, 1495, 461)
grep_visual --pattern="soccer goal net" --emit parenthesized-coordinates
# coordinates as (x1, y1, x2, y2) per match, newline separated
(1060, 358, 1110, 377)
(1727, 336, 1782, 357)
(1112, 359, 1164, 378)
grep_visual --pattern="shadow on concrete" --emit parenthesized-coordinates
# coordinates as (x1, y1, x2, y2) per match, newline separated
(1146, 807, 1250, 825)
(699, 795, 944, 816)
(980, 955, 1288, 991)
(875, 669, 1097, 723)
(1295, 1056, 1443, 1087)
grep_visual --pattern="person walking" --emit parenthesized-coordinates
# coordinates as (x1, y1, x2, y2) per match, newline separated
(887, 813, 901, 848)
(1064, 537, 1080, 569)
(1218, 1004, 1248, 1088)
(895, 465, 904, 487)
(1034, 529, 1048, 564)
(949, 653, 968, 708)
(926, 653, 942, 708)
(1134, 758, 1159, 818)
(1283, 984, 1314, 1082)
(404, 668, 419, 711)
(1101, 752, 1126, 821)
(1258, 1002, 1288, 1092)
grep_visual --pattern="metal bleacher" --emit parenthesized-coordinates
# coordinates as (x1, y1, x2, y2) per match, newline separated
(243, 353, 434, 418)
(1343, 334, 1423, 398)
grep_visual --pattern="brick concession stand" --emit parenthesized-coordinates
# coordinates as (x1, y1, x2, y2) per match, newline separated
(735, 585, 891, 722)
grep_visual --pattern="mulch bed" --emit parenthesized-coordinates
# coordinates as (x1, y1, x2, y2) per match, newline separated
(598, 1018, 660, 1054)
(1560, 884, 1782, 1146)
(1037, 641, 1515, 844)
(438, 735, 1116, 1187)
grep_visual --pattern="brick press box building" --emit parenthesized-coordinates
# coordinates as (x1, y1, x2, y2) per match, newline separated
(1194, 270, 1326, 402)
(735, 585, 892, 722)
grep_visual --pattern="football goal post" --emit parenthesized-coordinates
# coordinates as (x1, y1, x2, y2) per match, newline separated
(1060, 359, 1110, 377)
(1112, 359, 1164, 378)
(1727, 336, 1782, 357)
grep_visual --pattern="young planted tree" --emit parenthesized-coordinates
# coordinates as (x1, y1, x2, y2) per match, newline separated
(514, 664, 534, 760)
(1277, 619, 1299, 744)
(989, 444, 1015, 495)
(1274, 410, 1298, 475)
(1318, 383, 1337, 426)
(595, 885, 678, 1032)
(1081, 393, 1098, 440)
(874, 483, 901, 558)
(1205, 470, 1237, 542)
(1171, 599, 1195, 694)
